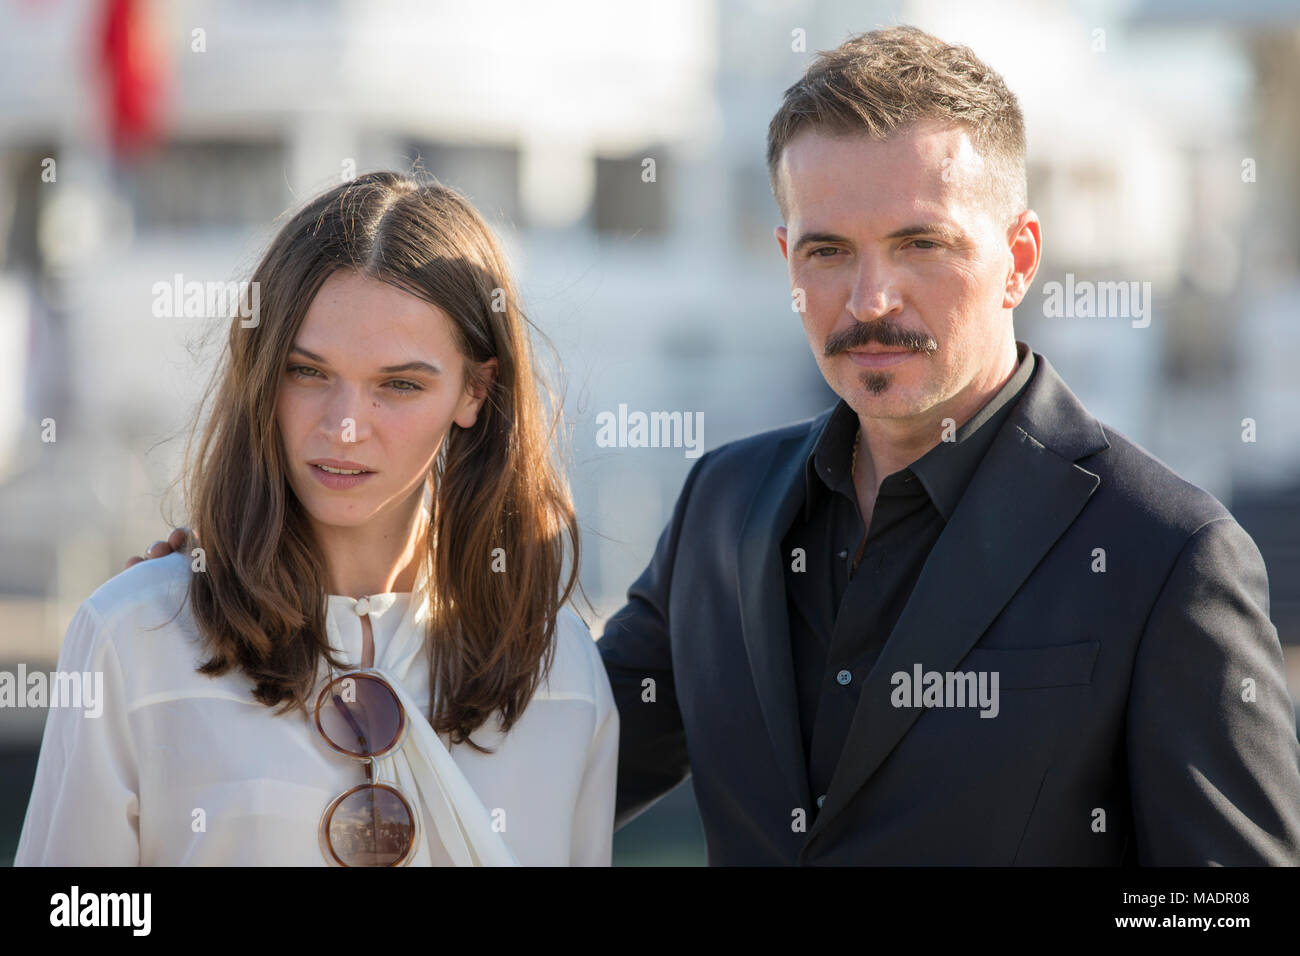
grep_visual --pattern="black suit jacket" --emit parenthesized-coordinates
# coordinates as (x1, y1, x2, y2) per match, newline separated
(597, 349, 1300, 864)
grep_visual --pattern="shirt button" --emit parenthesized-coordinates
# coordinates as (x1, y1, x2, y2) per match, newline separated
(354, 597, 370, 616)
(838, 549, 848, 559)
(816, 794, 826, 808)
(836, 669, 852, 685)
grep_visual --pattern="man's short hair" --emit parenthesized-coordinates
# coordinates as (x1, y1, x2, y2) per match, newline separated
(766, 25, 1027, 228)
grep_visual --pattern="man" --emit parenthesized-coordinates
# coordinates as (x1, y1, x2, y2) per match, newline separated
(593, 26, 1300, 865)
(133, 26, 1300, 865)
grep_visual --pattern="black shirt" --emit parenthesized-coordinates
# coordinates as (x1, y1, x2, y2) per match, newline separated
(781, 341, 1037, 809)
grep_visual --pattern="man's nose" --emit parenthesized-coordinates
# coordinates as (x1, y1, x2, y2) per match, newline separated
(845, 257, 902, 322)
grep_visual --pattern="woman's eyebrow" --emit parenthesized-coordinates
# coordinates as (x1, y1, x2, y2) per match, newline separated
(289, 346, 442, 375)
(377, 360, 442, 375)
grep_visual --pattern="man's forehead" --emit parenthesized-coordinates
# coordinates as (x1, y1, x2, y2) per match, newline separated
(779, 122, 986, 219)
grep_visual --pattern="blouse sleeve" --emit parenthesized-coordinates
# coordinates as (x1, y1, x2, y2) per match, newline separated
(13, 600, 141, 866)
(569, 617, 620, 866)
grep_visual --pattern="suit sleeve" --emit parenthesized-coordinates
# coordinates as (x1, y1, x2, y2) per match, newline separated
(13, 600, 142, 865)
(596, 453, 710, 830)
(1126, 516, 1300, 864)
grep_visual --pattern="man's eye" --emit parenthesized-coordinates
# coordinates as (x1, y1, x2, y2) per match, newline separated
(909, 239, 938, 250)
(811, 247, 839, 258)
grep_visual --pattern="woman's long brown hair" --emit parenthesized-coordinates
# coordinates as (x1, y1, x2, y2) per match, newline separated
(171, 171, 581, 752)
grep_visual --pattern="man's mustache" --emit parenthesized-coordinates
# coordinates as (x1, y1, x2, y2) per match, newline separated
(824, 320, 938, 357)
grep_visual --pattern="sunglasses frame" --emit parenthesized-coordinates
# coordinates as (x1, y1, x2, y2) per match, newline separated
(311, 668, 420, 867)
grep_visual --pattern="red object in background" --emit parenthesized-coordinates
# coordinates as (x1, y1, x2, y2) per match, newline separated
(98, 0, 167, 158)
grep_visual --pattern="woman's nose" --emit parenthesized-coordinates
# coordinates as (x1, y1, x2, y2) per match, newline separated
(320, 386, 373, 443)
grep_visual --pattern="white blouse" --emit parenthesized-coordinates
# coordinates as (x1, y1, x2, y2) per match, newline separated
(14, 550, 618, 866)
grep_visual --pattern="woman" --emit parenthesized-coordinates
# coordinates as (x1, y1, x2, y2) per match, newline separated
(14, 171, 617, 866)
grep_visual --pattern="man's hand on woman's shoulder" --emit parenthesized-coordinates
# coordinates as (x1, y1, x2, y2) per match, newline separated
(123, 527, 190, 570)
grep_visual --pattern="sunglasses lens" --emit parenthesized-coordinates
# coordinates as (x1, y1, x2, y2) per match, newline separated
(325, 785, 416, 866)
(317, 674, 404, 757)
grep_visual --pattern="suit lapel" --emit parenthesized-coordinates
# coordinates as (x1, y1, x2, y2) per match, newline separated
(801, 353, 1111, 853)
(735, 409, 831, 815)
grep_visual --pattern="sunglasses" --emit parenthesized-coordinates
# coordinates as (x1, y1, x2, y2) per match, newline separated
(311, 669, 420, 866)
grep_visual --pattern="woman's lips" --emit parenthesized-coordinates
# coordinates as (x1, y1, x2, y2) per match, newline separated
(845, 349, 916, 369)
(310, 463, 375, 490)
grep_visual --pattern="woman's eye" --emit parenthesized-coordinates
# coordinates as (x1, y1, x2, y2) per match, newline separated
(287, 366, 421, 393)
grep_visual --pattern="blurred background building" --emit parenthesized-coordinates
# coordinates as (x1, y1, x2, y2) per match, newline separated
(0, 0, 1296, 866)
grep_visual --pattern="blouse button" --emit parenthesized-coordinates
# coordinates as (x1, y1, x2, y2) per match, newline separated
(354, 597, 370, 616)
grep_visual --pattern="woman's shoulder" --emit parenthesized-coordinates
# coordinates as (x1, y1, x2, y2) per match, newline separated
(536, 606, 612, 708)
(82, 551, 194, 638)
(63, 552, 223, 695)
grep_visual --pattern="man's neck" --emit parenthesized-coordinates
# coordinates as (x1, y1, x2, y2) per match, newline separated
(854, 341, 1020, 499)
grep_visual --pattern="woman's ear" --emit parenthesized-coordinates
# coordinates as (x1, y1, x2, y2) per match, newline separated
(454, 357, 499, 429)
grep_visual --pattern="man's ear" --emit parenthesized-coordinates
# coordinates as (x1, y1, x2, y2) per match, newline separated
(775, 225, 790, 262)
(1003, 210, 1042, 309)
(455, 357, 498, 429)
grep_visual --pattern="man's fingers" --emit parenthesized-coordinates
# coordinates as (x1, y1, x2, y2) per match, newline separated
(125, 530, 189, 571)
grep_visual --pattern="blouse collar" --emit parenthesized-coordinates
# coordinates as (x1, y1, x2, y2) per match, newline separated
(321, 505, 434, 669)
